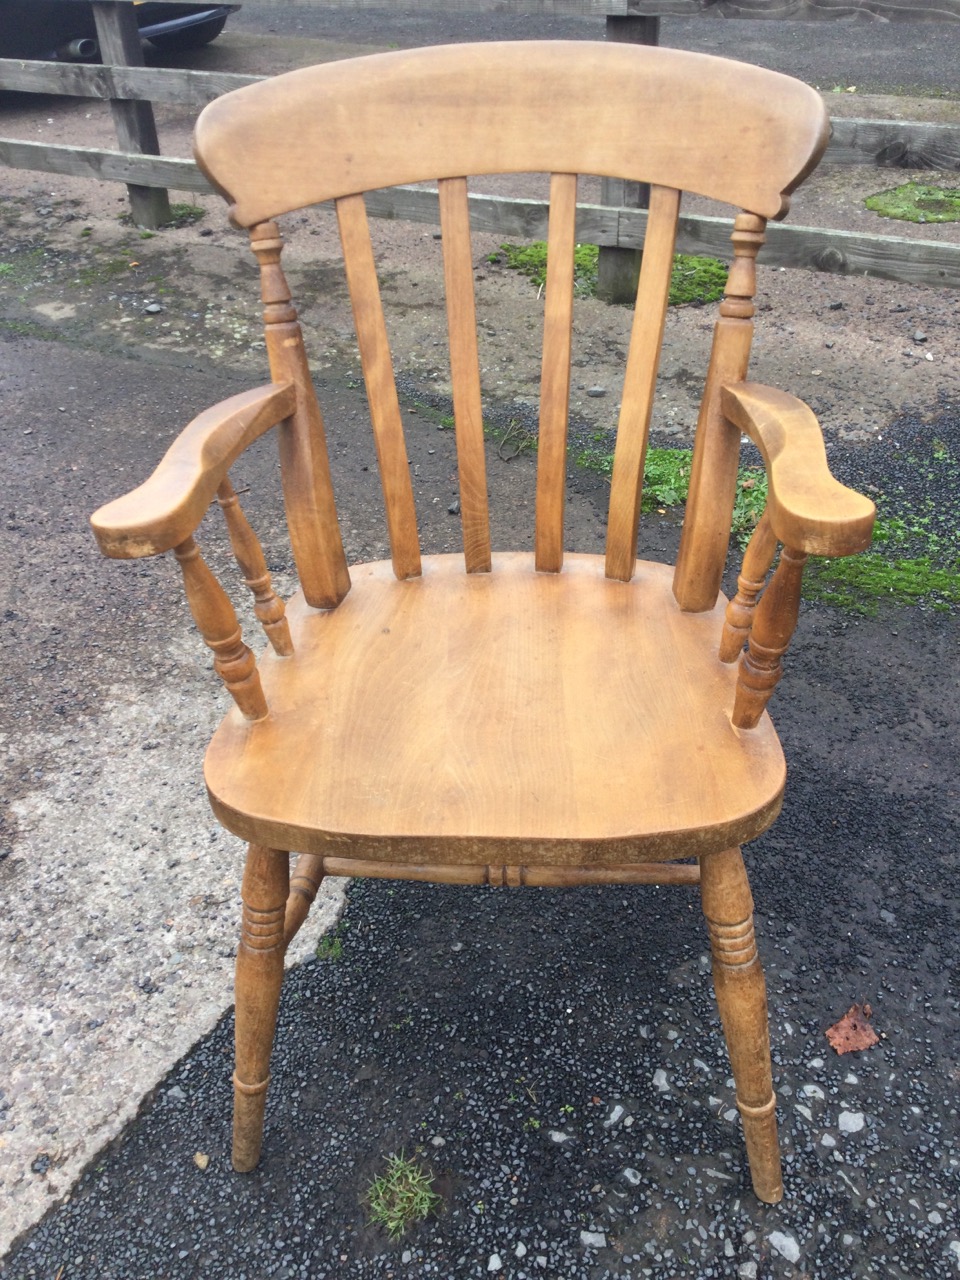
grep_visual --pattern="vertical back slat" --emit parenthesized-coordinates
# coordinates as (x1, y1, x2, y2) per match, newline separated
(438, 177, 491, 573)
(534, 172, 578, 574)
(604, 184, 680, 582)
(336, 193, 422, 580)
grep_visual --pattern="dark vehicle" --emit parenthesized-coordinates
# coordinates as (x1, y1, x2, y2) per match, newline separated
(0, 2, 239, 61)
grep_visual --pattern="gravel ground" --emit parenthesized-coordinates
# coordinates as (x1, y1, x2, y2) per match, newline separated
(1, 13, 959, 1279)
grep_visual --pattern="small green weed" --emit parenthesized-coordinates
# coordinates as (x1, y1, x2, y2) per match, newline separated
(74, 257, 136, 288)
(493, 241, 728, 306)
(0, 319, 59, 341)
(574, 445, 765, 539)
(120, 202, 206, 229)
(166, 202, 207, 226)
(865, 181, 960, 224)
(0, 262, 14, 276)
(731, 471, 768, 540)
(365, 1152, 441, 1239)
(315, 922, 347, 961)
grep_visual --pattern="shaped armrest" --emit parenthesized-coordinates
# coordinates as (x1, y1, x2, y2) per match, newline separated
(91, 382, 296, 559)
(721, 382, 875, 557)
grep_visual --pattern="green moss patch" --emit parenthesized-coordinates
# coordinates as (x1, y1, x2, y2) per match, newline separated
(864, 182, 960, 224)
(575, 432, 960, 614)
(492, 242, 728, 305)
(806, 435, 960, 613)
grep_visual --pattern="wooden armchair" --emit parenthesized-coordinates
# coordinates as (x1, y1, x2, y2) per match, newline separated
(91, 42, 875, 1204)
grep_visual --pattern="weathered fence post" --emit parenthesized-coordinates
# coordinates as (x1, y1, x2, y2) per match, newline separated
(596, 14, 660, 304)
(91, 0, 171, 228)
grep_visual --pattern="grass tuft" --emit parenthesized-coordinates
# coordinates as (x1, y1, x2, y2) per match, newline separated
(365, 1152, 441, 1239)
(491, 242, 728, 305)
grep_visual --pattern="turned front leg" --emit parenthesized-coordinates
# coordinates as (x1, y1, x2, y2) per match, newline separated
(700, 847, 782, 1204)
(233, 844, 289, 1172)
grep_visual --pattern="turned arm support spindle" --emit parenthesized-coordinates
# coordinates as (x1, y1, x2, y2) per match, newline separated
(731, 544, 807, 729)
(719, 508, 778, 664)
(217, 477, 293, 657)
(173, 535, 268, 721)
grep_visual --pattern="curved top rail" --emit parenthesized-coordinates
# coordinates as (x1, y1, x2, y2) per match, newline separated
(194, 41, 829, 226)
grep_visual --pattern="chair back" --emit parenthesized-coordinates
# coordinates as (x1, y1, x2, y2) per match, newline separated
(194, 42, 830, 610)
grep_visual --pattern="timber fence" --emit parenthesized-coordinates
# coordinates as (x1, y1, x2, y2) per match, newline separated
(1, 0, 960, 289)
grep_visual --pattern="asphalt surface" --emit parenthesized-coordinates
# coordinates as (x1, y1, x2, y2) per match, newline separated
(231, 4, 960, 98)
(1, 330, 959, 1278)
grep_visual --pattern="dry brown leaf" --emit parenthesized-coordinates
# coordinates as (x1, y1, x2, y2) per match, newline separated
(826, 1002, 880, 1054)
(193, 1151, 210, 1171)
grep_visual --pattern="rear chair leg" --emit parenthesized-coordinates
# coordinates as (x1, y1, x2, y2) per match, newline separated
(699, 846, 783, 1204)
(233, 843, 289, 1172)
(284, 853, 326, 947)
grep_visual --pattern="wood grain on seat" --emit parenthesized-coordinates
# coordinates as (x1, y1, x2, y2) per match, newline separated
(205, 554, 785, 862)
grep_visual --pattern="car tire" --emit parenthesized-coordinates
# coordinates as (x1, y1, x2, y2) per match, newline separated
(146, 15, 227, 53)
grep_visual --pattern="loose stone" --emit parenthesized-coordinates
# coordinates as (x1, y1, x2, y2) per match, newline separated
(488, 1254, 502, 1271)
(839, 1110, 865, 1133)
(768, 1231, 801, 1263)
(580, 1230, 606, 1249)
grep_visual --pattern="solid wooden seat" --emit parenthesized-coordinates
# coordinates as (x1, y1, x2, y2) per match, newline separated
(206, 554, 785, 861)
(91, 40, 876, 1205)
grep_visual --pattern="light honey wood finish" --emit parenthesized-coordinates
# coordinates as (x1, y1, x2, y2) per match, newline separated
(337, 194, 421, 581)
(719, 508, 778, 663)
(174, 536, 268, 721)
(535, 173, 578, 573)
(700, 847, 782, 1203)
(438, 177, 491, 573)
(194, 44, 828, 228)
(233, 844, 289, 1171)
(605, 184, 680, 582)
(250, 223, 351, 609)
(284, 853, 325, 946)
(92, 42, 879, 1200)
(91, 383, 295, 558)
(205, 554, 786, 861)
(217, 478, 293, 657)
(673, 213, 765, 612)
(314, 856, 701, 887)
(722, 382, 876, 555)
(732, 544, 808, 730)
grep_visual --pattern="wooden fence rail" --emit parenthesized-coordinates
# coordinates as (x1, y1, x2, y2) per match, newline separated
(2, 2, 960, 288)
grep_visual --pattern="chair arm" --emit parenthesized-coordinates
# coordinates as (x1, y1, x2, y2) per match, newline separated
(721, 382, 875, 557)
(90, 382, 296, 559)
